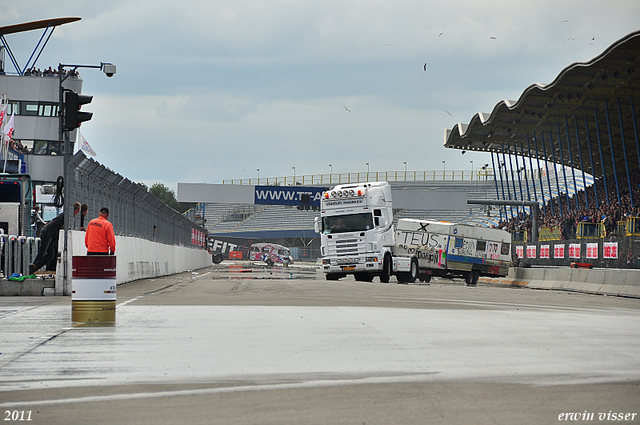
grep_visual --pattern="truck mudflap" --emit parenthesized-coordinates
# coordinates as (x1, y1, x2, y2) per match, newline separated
(393, 257, 412, 272)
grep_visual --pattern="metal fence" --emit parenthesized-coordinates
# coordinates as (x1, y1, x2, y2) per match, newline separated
(514, 236, 640, 269)
(67, 152, 207, 247)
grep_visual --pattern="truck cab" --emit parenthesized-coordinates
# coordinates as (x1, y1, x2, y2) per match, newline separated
(314, 182, 395, 281)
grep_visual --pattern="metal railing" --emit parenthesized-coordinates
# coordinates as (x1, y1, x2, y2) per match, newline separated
(576, 222, 605, 239)
(223, 169, 498, 186)
(619, 217, 640, 236)
(222, 167, 577, 186)
(67, 152, 207, 247)
(0, 234, 39, 277)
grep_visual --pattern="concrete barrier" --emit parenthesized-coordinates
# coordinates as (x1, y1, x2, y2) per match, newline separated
(54, 231, 211, 295)
(0, 279, 55, 296)
(481, 266, 640, 298)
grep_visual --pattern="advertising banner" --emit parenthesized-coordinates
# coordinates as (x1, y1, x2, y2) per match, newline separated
(254, 186, 326, 207)
(569, 243, 581, 258)
(603, 242, 618, 259)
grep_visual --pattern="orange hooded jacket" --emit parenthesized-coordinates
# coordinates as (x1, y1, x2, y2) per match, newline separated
(85, 216, 116, 254)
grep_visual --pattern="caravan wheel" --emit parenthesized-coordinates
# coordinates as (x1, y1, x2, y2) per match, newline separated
(465, 270, 480, 286)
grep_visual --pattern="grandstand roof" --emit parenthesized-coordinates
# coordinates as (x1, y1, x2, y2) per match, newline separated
(444, 30, 640, 179)
(0, 17, 80, 35)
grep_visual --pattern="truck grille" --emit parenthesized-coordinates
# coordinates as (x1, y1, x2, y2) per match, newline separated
(328, 238, 364, 257)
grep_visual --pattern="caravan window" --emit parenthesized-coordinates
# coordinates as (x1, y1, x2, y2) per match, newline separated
(501, 243, 510, 255)
(477, 240, 486, 251)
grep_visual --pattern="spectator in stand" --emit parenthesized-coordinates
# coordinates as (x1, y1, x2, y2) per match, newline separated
(499, 169, 640, 242)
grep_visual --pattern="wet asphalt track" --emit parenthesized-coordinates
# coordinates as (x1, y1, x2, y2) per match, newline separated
(1, 262, 639, 424)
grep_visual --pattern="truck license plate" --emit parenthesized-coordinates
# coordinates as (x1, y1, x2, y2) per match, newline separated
(342, 266, 355, 271)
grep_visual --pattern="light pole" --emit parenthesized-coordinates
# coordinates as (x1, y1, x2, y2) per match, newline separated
(329, 164, 332, 183)
(292, 166, 296, 185)
(257, 168, 260, 183)
(442, 160, 446, 180)
(470, 160, 473, 181)
(59, 61, 115, 295)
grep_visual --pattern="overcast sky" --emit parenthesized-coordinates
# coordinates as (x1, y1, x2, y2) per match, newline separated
(2, 1, 639, 191)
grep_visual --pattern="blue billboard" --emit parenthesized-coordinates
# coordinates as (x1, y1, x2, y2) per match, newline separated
(254, 186, 327, 207)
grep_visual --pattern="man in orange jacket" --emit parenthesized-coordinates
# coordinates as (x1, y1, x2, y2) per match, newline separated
(85, 207, 116, 255)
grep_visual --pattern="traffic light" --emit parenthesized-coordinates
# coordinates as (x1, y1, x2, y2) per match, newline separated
(64, 90, 93, 131)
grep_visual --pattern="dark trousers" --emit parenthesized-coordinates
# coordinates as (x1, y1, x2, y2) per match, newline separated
(32, 230, 58, 271)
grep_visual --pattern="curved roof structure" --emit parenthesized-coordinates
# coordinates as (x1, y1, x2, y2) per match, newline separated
(0, 17, 81, 75)
(444, 30, 640, 180)
(0, 17, 80, 35)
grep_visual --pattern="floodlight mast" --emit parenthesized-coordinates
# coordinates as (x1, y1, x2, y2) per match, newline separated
(58, 62, 116, 294)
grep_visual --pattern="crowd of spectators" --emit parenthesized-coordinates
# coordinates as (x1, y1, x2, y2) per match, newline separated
(8, 139, 29, 155)
(23, 67, 80, 78)
(496, 170, 640, 241)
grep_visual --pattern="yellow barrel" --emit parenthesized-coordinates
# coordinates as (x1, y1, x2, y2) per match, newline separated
(71, 300, 116, 325)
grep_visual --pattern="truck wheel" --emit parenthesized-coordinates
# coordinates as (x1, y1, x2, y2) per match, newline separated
(380, 254, 392, 283)
(397, 259, 417, 284)
(407, 258, 418, 283)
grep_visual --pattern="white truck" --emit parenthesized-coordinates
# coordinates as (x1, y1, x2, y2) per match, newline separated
(314, 181, 512, 285)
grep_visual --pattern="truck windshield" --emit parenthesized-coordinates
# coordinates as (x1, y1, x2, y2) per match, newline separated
(323, 213, 374, 234)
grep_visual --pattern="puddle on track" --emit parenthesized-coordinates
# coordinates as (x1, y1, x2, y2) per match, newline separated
(210, 262, 320, 280)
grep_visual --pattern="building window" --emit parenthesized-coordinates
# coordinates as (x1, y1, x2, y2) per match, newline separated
(7, 101, 58, 117)
(32, 141, 63, 155)
(22, 102, 39, 116)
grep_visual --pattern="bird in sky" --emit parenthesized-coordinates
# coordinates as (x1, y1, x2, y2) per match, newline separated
(344, 106, 351, 112)
(490, 36, 496, 40)
(445, 111, 452, 117)
(423, 63, 428, 71)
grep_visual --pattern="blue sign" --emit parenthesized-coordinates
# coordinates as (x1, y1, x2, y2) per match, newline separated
(254, 186, 326, 206)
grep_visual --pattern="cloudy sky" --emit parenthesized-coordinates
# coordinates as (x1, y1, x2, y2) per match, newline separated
(2, 1, 639, 191)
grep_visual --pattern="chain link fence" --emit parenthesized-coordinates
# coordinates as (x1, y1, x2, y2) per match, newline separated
(67, 152, 207, 247)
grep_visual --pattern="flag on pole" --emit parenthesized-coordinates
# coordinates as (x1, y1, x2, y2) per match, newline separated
(79, 131, 97, 156)
(0, 99, 7, 130)
(3, 111, 15, 144)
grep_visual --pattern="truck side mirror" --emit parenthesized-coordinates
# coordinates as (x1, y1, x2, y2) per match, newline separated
(375, 216, 387, 227)
(314, 217, 321, 233)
